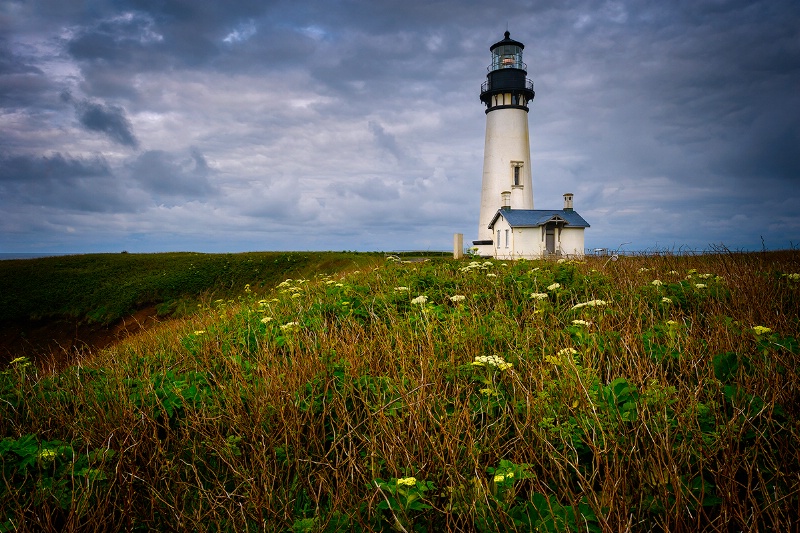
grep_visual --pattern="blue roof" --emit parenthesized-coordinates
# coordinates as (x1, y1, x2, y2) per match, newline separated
(488, 209, 590, 229)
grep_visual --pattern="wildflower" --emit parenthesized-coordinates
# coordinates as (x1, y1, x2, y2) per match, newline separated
(694, 283, 707, 289)
(752, 326, 772, 335)
(260, 317, 273, 324)
(291, 293, 301, 299)
(449, 295, 466, 302)
(341, 301, 350, 306)
(661, 297, 672, 304)
(666, 320, 680, 326)
(394, 286, 410, 291)
(487, 273, 497, 277)
(571, 319, 591, 326)
(277, 279, 293, 288)
(785, 273, 800, 281)
(638, 267, 650, 273)
(480, 387, 499, 396)
(9, 356, 29, 365)
(669, 270, 679, 275)
(544, 355, 561, 365)
(698, 273, 713, 279)
(244, 283, 251, 293)
(483, 261, 493, 267)
(557, 258, 566, 263)
(280, 321, 299, 331)
(193, 330, 206, 335)
(571, 299, 607, 309)
(557, 348, 578, 356)
(547, 282, 561, 291)
(651, 279, 663, 286)
(396, 477, 417, 487)
(494, 471, 514, 483)
(411, 295, 428, 305)
(38, 448, 58, 462)
(472, 355, 513, 371)
(530, 292, 548, 300)
(531, 267, 540, 272)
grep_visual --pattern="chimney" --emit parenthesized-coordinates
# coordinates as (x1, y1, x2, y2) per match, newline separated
(563, 192, 574, 211)
(501, 191, 511, 210)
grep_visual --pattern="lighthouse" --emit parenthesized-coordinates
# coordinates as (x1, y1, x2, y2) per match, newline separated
(473, 31, 536, 256)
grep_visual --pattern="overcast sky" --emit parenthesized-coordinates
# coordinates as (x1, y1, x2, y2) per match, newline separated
(2, 0, 798, 254)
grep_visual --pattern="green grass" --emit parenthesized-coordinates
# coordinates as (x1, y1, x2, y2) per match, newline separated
(1, 251, 799, 531)
(0, 251, 384, 324)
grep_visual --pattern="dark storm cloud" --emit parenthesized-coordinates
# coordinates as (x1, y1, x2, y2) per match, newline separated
(128, 149, 216, 199)
(0, 153, 136, 212)
(0, 40, 52, 108)
(72, 98, 140, 148)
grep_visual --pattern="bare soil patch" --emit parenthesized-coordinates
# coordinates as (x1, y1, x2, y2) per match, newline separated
(0, 306, 163, 370)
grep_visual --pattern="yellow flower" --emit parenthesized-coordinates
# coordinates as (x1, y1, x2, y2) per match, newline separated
(396, 477, 417, 487)
(260, 317, 273, 324)
(752, 326, 772, 335)
(411, 295, 428, 305)
(494, 471, 513, 483)
(557, 348, 578, 356)
(651, 279, 663, 286)
(193, 330, 205, 335)
(571, 319, 591, 327)
(449, 294, 466, 302)
(38, 448, 58, 461)
(695, 283, 707, 289)
(661, 297, 672, 304)
(547, 282, 561, 291)
(530, 292, 548, 300)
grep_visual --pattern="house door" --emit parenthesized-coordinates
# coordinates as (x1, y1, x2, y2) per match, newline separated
(545, 224, 555, 254)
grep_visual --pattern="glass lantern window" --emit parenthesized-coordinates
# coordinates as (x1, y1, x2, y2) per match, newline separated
(492, 45, 522, 70)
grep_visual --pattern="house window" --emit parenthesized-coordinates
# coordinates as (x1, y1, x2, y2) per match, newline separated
(511, 162, 523, 187)
(505, 229, 509, 248)
(497, 230, 501, 248)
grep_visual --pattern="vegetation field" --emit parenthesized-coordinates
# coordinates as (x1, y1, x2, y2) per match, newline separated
(1, 251, 799, 531)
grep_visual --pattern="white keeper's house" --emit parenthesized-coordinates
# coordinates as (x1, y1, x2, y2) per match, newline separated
(472, 32, 589, 259)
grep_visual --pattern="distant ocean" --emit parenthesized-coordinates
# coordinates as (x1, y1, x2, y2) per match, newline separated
(0, 253, 75, 260)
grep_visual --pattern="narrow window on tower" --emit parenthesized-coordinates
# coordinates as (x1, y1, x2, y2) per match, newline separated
(511, 162, 523, 187)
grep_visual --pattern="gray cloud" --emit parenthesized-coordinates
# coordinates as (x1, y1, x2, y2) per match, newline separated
(0, 152, 136, 213)
(128, 148, 215, 200)
(73, 98, 139, 148)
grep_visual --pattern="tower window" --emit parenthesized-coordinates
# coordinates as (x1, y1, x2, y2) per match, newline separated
(511, 162, 523, 187)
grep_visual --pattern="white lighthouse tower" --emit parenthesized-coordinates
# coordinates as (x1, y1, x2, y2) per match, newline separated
(473, 31, 536, 256)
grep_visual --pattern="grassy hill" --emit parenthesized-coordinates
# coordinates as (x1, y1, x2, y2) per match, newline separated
(0, 251, 386, 325)
(1, 250, 799, 531)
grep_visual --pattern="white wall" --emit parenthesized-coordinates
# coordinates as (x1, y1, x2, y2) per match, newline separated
(477, 107, 533, 245)
(558, 227, 586, 258)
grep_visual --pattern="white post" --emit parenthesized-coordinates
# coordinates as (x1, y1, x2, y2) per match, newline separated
(453, 233, 464, 259)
